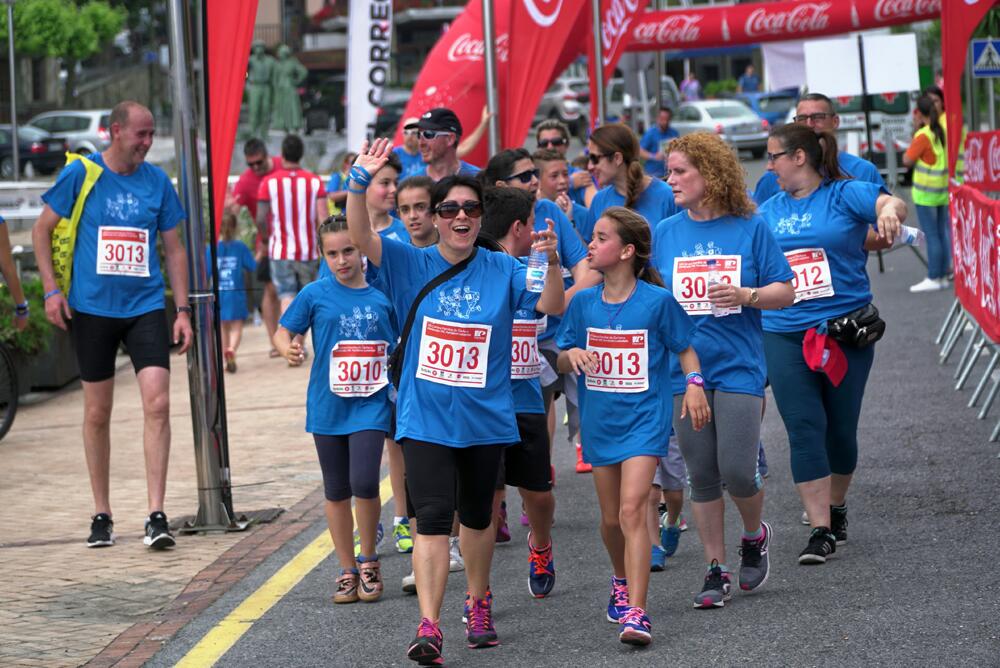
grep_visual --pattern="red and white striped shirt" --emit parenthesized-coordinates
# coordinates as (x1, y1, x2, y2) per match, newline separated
(257, 168, 326, 261)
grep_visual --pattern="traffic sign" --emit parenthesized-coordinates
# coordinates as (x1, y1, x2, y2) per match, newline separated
(972, 39, 1000, 78)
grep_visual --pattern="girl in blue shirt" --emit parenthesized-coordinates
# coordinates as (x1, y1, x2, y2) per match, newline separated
(580, 123, 679, 243)
(556, 206, 708, 647)
(273, 216, 397, 606)
(214, 212, 256, 373)
(654, 133, 795, 609)
(347, 139, 565, 665)
(759, 125, 906, 565)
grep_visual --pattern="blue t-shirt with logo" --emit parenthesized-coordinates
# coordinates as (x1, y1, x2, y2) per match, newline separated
(377, 239, 541, 447)
(640, 126, 680, 177)
(280, 277, 396, 435)
(42, 153, 185, 318)
(760, 180, 881, 332)
(581, 179, 678, 243)
(753, 152, 886, 205)
(555, 281, 693, 467)
(535, 198, 588, 343)
(211, 240, 256, 321)
(653, 212, 793, 396)
(413, 161, 480, 180)
(393, 147, 426, 180)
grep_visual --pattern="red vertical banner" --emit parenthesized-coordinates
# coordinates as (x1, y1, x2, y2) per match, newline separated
(587, 0, 648, 126)
(205, 0, 259, 231)
(951, 185, 1000, 342)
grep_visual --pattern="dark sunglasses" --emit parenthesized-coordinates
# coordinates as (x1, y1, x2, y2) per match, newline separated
(538, 137, 568, 148)
(587, 152, 609, 165)
(246, 158, 265, 168)
(435, 200, 483, 219)
(420, 130, 453, 140)
(504, 168, 539, 184)
(766, 151, 788, 163)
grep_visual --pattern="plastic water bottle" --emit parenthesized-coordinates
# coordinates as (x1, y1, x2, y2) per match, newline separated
(706, 258, 724, 318)
(894, 225, 925, 248)
(526, 248, 548, 293)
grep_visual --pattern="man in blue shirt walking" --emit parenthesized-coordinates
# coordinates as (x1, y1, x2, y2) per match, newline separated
(639, 107, 680, 178)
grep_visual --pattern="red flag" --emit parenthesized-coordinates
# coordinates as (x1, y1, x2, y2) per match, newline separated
(587, 0, 648, 126)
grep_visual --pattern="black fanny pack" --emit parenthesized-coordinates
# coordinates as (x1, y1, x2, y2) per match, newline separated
(826, 303, 885, 348)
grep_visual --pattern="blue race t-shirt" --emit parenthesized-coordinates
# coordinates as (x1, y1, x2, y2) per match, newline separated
(212, 240, 256, 321)
(581, 179, 679, 243)
(653, 212, 794, 396)
(42, 153, 185, 318)
(555, 281, 693, 467)
(393, 147, 426, 180)
(326, 171, 347, 195)
(760, 180, 881, 332)
(535, 198, 588, 343)
(753, 152, 887, 205)
(279, 277, 396, 435)
(640, 126, 680, 177)
(377, 238, 541, 447)
(413, 161, 480, 180)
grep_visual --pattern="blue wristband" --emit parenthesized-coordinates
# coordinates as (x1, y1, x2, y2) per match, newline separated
(685, 372, 704, 387)
(349, 165, 372, 188)
(43, 289, 61, 301)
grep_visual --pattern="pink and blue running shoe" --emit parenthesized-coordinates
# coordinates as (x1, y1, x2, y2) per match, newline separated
(527, 533, 555, 598)
(465, 594, 499, 648)
(407, 617, 443, 666)
(618, 606, 652, 646)
(606, 576, 630, 623)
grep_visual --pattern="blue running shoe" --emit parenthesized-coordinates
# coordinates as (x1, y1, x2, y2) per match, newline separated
(661, 524, 681, 558)
(527, 533, 555, 598)
(465, 594, 499, 648)
(650, 545, 666, 572)
(618, 606, 652, 646)
(606, 576, 629, 623)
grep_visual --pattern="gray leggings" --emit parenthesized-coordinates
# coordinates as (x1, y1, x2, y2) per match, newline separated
(313, 431, 386, 501)
(672, 391, 763, 503)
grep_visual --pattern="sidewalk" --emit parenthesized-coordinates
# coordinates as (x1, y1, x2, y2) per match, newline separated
(0, 325, 325, 667)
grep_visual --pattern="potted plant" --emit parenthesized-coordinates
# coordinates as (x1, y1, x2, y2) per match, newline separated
(0, 278, 79, 394)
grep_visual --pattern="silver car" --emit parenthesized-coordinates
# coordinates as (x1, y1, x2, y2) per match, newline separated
(533, 77, 590, 138)
(671, 100, 769, 157)
(26, 110, 112, 154)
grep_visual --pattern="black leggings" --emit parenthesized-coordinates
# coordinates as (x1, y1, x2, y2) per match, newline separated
(313, 431, 386, 501)
(401, 439, 506, 535)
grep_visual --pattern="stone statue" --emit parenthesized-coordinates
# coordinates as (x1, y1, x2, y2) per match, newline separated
(271, 44, 308, 134)
(246, 41, 276, 138)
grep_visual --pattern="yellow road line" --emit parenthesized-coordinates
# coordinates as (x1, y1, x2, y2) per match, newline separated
(175, 475, 394, 667)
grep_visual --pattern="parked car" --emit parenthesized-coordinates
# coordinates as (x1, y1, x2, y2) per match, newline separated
(0, 125, 68, 179)
(533, 77, 589, 137)
(729, 89, 798, 128)
(302, 72, 345, 135)
(373, 88, 414, 137)
(670, 100, 769, 157)
(26, 110, 111, 154)
(606, 76, 682, 132)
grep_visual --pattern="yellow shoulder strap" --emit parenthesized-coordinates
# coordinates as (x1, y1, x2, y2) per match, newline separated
(52, 153, 104, 296)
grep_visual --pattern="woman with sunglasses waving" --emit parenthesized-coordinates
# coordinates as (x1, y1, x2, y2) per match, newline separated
(347, 138, 565, 666)
(758, 125, 905, 565)
(580, 123, 679, 243)
(652, 133, 795, 609)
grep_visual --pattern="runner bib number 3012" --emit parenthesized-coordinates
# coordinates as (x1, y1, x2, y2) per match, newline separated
(416, 316, 492, 388)
(672, 255, 742, 316)
(96, 226, 149, 277)
(784, 248, 834, 303)
(585, 328, 649, 393)
(511, 318, 543, 379)
(330, 340, 389, 397)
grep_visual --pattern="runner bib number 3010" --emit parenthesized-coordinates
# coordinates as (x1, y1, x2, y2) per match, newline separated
(672, 255, 742, 316)
(417, 316, 492, 388)
(330, 340, 389, 397)
(784, 248, 834, 303)
(511, 318, 543, 379)
(585, 328, 649, 393)
(96, 226, 149, 277)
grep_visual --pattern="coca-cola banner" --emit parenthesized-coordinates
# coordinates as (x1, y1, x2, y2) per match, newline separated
(587, 0, 649, 124)
(951, 184, 1000, 343)
(963, 131, 1000, 192)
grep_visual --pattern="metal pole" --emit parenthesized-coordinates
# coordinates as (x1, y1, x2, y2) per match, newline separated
(482, 0, 500, 155)
(167, 0, 241, 531)
(591, 0, 606, 126)
(653, 0, 664, 110)
(6, 0, 19, 181)
(988, 76, 996, 130)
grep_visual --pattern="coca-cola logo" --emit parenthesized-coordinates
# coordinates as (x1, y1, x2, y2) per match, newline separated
(744, 3, 831, 38)
(873, 0, 941, 22)
(989, 134, 1000, 184)
(632, 14, 701, 45)
(966, 136, 985, 185)
(446, 32, 510, 63)
(523, 0, 563, 28)
(601, 0, 641, 65)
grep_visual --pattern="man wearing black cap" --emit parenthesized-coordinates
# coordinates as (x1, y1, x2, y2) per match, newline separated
(405, 108, 481, 181)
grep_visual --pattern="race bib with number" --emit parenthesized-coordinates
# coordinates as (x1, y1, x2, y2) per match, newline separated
(416, 316, 492, 388)
(96, 226, 149, 277)
(329, 340, 389, 397)
(784, 248, 835, 303)
(585, 328, 649, 393)
(672, 255, 742, 316)
(511, 319, 543, 379)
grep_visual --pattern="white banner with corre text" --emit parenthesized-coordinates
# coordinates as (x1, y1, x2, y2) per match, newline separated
(347, 0, 393, 149)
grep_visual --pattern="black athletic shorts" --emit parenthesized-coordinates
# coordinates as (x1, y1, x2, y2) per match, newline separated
(70, 309, 170, 382)
(255, 255, 271, 282)
(496, 413, 552, 492)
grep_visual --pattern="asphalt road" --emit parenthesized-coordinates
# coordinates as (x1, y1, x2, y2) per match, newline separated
(150, 162, 1000, 667)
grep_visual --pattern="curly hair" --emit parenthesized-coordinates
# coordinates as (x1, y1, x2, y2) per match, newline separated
(665, 132, 755, 219)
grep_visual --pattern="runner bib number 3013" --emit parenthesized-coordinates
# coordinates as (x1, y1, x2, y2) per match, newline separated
(416, 316, 492, 388)
(330, 340, 389, 397)
(672, 255, 742, 316)
(96, 226, 149, 277)
(784, 248, 834, 303)
(585, 328, 649, 393)
(511, 318, 544, 379)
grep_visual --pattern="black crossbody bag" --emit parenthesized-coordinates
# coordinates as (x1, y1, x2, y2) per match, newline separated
(387, 248, 478, 388)
(826, 303, 885, 348)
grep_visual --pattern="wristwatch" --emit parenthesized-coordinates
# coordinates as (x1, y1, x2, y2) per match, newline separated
(748, 288, 760, 306)
(176, 306, 193, 314)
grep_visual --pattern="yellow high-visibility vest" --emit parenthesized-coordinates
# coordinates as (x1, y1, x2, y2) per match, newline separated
(911, 125, 948, 207)
(52, 153, 103, 296)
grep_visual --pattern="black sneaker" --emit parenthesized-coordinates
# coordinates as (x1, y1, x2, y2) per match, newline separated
(87, 513, 115, 547)
(738, 521, 771, 592)
(798, 527, 836, 565)
(143, 511, 176, 550)
(830, 505, 848, 545)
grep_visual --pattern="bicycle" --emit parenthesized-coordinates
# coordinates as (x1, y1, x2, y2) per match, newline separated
(0, 339, 18, 440)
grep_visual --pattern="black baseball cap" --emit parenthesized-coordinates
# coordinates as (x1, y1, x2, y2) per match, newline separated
(404, 108, 463, 136)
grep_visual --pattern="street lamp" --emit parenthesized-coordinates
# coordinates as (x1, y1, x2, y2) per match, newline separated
(3, 0, 18, 182)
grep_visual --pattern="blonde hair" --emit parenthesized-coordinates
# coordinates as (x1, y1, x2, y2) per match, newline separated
(600, 206, 664, 287)
(590, 124, 646, 209)
(666, 133, 755, 219)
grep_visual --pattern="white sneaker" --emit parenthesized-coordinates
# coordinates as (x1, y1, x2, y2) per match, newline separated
(448, 536, 464, 572)
(401, 570, 416, 594)
(910, 277, 944, 293)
